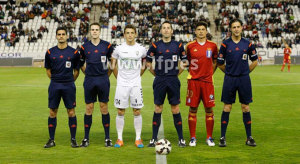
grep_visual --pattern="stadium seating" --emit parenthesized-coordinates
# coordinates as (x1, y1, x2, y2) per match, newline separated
(103, 1, 211, 48)
(1, 1, 299, 60)
(0, 2, 90, 59)
(217, 1, 300, 59)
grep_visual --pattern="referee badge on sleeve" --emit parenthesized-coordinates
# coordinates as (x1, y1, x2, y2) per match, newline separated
(101, 56, 106, 62)
(242, 54, 247, 60)
(66, 61, 71, 68)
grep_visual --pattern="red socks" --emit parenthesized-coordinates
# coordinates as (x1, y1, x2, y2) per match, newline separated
(188, 112, 197, 139)
(189, 111, 214, 139)
(206, 113, 214, 139)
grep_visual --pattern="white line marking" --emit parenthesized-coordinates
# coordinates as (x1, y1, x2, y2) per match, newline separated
(156, 116, 167, 164)
(1, 83, 300, 88)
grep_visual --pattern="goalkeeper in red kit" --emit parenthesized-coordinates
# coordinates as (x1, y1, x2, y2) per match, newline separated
(185, 21, 218, 147)
(281, 43, 291, 72)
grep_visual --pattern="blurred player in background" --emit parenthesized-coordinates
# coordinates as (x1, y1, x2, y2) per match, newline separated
(185, 21, 218, 147)
(79, 23, 114, 147)
(146, 21, 188, 148)
(44, 27, 80, 148)
(110, 24, 147, 148)
(281, 43, 291, 72)
(217, 19, 258, 147)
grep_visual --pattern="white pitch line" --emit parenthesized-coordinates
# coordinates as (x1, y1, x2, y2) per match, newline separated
(156, 116, 167, 164)
(1, 83, 300, 88)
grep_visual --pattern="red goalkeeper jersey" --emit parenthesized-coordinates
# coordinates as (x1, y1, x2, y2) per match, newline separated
(284, 48, 291, 60)
(186, 40, 218, 83)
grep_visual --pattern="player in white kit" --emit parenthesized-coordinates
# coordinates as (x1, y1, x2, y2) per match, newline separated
(110, 24, 147, 148)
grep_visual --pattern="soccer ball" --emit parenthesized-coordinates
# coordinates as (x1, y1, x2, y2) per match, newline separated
(155, 139, 172, 155)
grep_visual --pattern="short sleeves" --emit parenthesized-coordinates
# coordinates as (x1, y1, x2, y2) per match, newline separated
(79, 45, 86, 67)
(141, 46, 147, 58)
(179, 42, 187, 61)
(44, 49, 51, 69)
(73, 50, 81, 70)
(247, 43, 258, 61)
(217, 43, 227, 65)
(107, 43, 113, 61)
(212, 44, 218, 60)
(146, 43, 156, 63)
(111, 46, 119, 59)
(186, 44, 191, 62)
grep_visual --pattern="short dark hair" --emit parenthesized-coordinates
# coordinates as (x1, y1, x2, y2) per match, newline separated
(229, 18, 243, 28)
(89, 22, 101, 30)
(124, 24, 136, 33)
(195, 21, 208, 30)
(160, 21, 173, 30)
(56, 27, 67, 35)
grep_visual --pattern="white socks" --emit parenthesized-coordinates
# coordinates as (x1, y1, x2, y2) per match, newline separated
(116, 115, 124, 140)
(134, 115, 142, 140)
(116, 114, 142, 141)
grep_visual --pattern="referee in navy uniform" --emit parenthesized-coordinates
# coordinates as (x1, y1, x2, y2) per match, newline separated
(217, 19, 258, 147)
(146, 21, 188, 147)
(44, 27, 81, 148)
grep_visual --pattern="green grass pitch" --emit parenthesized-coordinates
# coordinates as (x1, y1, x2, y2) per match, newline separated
(0, 65, 300, 163)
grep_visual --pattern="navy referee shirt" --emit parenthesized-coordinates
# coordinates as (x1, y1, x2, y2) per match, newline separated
(80, 40, 113, 76)
(217, 38, 258, 76)
(44, 46, 80, 83)
(146, 40, 187, 76)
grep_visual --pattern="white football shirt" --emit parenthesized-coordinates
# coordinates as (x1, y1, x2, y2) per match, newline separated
(112, 42, 147, 86)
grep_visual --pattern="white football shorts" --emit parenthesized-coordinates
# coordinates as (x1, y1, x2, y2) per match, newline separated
(114, 85, 144, 109)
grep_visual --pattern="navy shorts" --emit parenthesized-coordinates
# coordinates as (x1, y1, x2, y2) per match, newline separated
(48, 81, 76, 109)
(221, 74, 253, 104)
(153, 76, 181, 105)
(84, 75, 110, 103)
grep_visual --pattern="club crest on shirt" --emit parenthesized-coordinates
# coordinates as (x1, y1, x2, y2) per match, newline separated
(172, 55, 177, 61)
(242, 54, 247, 60)
(101, 56, 106, 62)
(66, 61, 71, 68)
(206, 49, 212, 58)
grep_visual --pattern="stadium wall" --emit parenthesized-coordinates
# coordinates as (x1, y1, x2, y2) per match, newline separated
(2, 49, 300, 67)
(0, 57, 33, 66)
(274, 56, 300, 65)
